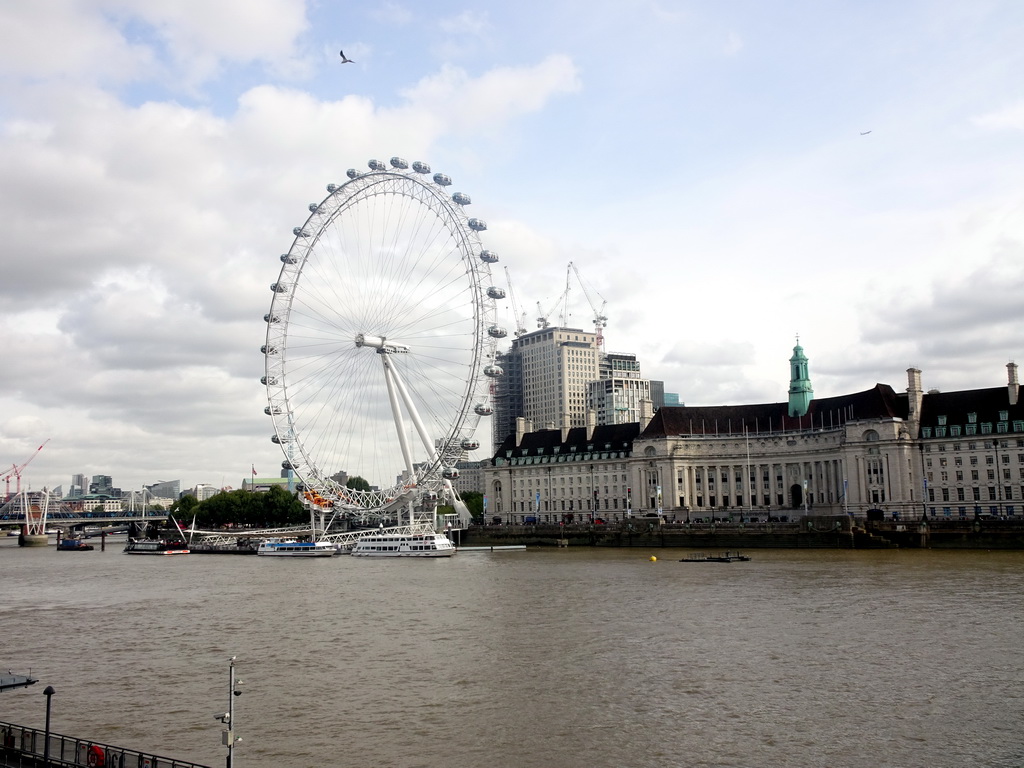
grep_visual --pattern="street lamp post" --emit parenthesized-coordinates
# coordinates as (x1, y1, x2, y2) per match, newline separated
(43, 685, 55, 766)
(216, 657, 242, 768)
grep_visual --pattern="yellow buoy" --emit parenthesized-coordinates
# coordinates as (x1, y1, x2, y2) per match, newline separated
(649, 555, 657, 562)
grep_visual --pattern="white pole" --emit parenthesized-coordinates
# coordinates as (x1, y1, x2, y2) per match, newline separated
(381, 357, 416, 478)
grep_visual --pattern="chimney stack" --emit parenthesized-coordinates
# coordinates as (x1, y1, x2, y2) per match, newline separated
(1008, 362, 1019, 406)
(906, 367, 923, 425)
(639, 399, 654, 432)
(586, 408, 596, 441)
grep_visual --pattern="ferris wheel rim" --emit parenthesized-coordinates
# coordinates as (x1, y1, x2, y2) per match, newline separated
(262, 159, 500, 516)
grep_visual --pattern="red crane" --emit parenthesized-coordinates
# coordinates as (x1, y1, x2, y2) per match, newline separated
(2, 439, 50, 500)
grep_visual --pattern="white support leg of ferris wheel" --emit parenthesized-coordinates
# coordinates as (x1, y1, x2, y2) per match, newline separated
(380, 352, 441, 468)
(381, 356, 416, 480)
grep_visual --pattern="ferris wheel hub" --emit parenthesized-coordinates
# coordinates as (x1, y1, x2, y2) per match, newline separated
(355, 333, 409, 354)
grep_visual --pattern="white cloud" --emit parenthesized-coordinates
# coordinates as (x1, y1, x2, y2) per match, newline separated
(972, 102, 1024, 131)
(400, 55, 581, 134)
(724, 31, 744, 56)
(439, 10, 491, 36)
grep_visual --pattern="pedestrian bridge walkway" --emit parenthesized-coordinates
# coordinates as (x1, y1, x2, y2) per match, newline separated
(1, 720, 209, 768)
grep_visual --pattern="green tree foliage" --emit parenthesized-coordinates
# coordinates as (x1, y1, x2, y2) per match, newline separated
(169, 494, 199, 519)
(189, 486, 306, 529)
(460, 491, 484, 520)
(346, 476, 371, 492)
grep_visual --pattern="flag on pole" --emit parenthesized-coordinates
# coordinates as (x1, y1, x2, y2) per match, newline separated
(252, 465, 257, 477)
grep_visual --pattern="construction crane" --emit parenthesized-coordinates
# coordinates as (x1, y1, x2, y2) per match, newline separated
(504, 266, 529, 337)
(536, 265, 572, 329)
(2, 439, 50, 500)
(570, 262, 609, 350)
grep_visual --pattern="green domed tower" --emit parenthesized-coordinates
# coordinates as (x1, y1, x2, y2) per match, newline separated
(788, 337, 814, 417)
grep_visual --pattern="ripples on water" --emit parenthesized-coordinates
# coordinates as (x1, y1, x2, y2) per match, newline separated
(2, 539, 1023, 768)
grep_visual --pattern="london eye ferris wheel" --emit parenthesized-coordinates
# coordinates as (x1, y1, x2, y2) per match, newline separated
(262, 157, 505, 520)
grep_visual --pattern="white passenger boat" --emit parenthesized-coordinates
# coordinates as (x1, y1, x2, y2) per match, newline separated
(256, 539, 338, 557)
(350, 531, 456, 558)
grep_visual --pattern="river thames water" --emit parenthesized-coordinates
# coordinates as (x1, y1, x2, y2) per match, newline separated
(1, 536, 1022, 768)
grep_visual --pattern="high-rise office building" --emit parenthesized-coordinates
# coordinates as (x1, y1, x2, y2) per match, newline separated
(492, 326, 601, 446)
(70, 473, 87, 497)
(146, 480, 181, 499)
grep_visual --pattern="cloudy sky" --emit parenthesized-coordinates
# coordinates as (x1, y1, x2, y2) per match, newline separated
(2, 0, 1022, 495)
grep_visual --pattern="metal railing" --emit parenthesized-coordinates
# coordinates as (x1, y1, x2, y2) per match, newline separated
(1, 721, 210, 768)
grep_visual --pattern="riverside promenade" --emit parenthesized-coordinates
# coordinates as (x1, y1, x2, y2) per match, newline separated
(1, 721, 209, 768)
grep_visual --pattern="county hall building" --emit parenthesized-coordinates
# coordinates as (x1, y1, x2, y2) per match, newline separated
(483, 342, 1024, 523)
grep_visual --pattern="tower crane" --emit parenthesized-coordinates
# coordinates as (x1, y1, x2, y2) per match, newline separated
(503, 266, 529, 337)
(2, 439, 50, 500)
(536, 264, 572, 329)
(570, 262, 608, 350)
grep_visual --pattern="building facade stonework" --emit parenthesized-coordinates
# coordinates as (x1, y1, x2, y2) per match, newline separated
(484, 362, 1024, 524)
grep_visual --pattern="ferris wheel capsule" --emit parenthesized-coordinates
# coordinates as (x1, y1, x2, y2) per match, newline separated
(412, 161, 431, 174)
(270, 282, 287, 293)
(479, 250, 498, 263)
(460, 438, 480, 451)
(488, 325, 507, 338)
(308, 203, 321, 212)
(452, 192, 471, 206)
(280, 254, 297, 263)
(442, 467, 460, 479)
(484, 364, 503, 377)
(486, 286, 505, 299)
(368, 158, 387, 171)
(474, 403, 493, 416)
(433, 173, 451, 186)
(468, 218, 487, 231)
(346, 169, 361, 179)
(327, 183, 339, 192)
(390, 157, 409, 169)
(293, 227, 310, 237)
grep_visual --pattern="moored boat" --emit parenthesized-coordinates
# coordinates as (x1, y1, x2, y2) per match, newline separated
(123, 538, 189, 555)
(679, 551, 751, 563)
(56, 537, 94, 552)
(256, 539, 338, 557)
(350, 530, 456, 558)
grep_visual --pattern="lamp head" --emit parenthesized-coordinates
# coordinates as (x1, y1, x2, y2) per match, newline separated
(43, 686, 55, 696)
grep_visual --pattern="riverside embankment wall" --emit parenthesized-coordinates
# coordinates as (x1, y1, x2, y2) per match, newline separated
(458, 516, 1024, 549)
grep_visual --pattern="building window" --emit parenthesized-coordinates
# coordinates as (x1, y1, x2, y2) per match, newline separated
(968, 412, 977, 424)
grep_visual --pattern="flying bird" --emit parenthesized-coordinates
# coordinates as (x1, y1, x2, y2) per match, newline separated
(339, 50, 354, 64)
(860, 130, 872, 135)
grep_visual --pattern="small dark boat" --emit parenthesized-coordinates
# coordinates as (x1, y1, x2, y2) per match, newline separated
(57, 537, 94, 552)
(679, 551, 750, 563)
(124, 538, 189, 555)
